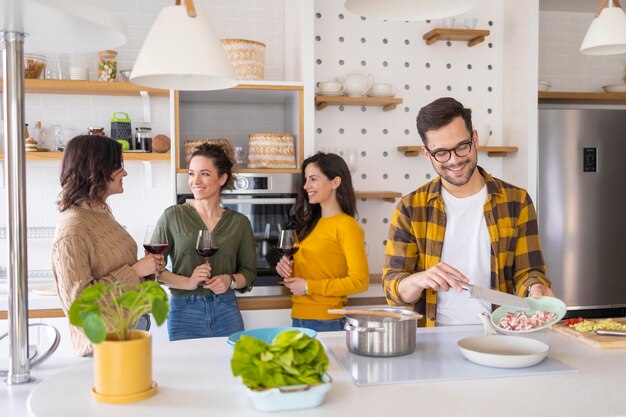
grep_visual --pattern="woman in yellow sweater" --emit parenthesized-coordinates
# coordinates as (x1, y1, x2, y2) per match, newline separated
(276, 152, 369, 331)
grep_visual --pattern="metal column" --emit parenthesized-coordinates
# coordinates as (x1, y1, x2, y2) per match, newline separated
(2, 31, 32, 385)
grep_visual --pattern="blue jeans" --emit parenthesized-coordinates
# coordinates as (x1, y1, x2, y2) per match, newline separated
(167, 291, 244, 341)
(292, 317, 346, 332)
(134, 314, 151, 332)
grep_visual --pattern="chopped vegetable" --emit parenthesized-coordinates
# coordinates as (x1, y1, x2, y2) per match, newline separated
(231, 330, 329, 389)
(564, 317, 584, 326)
(572, 318, 626, 333)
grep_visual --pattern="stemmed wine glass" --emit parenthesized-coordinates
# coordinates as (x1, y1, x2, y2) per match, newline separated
(196, 230, 219, 266)
(143, 225, 168, 281)
(277, 228, 299, 258)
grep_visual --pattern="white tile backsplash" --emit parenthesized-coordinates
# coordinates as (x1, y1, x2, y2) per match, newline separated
(539, 11, 626, 92)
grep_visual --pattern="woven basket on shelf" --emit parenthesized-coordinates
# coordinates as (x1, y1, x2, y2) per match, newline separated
(184, 138, 231, 167)
(247, 133, 296, 169)
(221, 38, 266, 80)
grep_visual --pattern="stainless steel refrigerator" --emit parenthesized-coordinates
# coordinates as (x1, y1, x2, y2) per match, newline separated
(538, 106, 626, 311)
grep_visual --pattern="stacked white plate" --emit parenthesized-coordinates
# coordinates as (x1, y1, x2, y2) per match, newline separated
(69, 67, 88, 80)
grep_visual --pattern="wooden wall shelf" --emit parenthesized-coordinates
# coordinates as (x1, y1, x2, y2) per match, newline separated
(0, 151, 171, 161)
(315, 95, 403, 112)
(355, 191, 402, 202)
(0, 78, 169, 97)
(397, 146, 518, 157)
(423, 28, 491, 47)
(538, 91, 626, 102)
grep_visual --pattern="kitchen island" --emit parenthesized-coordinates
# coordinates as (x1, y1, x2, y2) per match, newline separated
(3, 325, 626, 417)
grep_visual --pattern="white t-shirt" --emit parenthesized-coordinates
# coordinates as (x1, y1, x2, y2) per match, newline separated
(436, 185, 491, 325)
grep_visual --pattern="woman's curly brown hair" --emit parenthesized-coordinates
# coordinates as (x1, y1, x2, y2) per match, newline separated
(57, 135, 123, 212)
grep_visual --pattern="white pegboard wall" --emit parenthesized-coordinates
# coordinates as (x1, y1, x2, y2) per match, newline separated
(314, 0, 505, 274)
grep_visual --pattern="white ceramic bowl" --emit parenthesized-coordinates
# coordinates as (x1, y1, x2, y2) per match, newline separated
(538, 81, 551, 92)
(244, 374, 332, 412)
(458, 335, 549, 368)
(602, 84, 626, 93)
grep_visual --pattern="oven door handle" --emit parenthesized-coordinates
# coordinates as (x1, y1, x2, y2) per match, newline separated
(221, 197, 296, 205)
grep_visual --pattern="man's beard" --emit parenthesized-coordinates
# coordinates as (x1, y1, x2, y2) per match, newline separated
(435, 157, 477, 187)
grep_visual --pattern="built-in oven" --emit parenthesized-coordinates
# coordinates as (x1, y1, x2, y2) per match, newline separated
(176, 173, 299, 295)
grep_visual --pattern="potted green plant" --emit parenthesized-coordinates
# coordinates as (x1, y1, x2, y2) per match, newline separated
(69, 280, 169, 404)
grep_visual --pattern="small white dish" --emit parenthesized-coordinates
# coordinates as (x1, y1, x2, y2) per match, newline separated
(458, 335, 549, 368)
(602, 84, 626, 93)
(317, 91, 345, 96)
(538, 81, 551, 92)
(367, 93, 396, 98)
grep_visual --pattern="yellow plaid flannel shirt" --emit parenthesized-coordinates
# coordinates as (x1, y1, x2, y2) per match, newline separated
(382, 167, 551, 327)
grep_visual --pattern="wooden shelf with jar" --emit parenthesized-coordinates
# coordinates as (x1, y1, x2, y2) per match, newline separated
(397, 146, 518, 157)
(0, 151, 171, 162)
(315, 95, 403, 112)
(422, 28, 490, 47)
(355, 191, 402, 202)
(0, 78, 170, 97)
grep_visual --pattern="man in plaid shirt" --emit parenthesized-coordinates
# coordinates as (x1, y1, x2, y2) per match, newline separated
(382, 97, 555, 327)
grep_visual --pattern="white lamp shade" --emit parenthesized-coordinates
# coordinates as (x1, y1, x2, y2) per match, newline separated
(1, 0, 127, 53)
(580, 6, 626, 55)
(130, 5, 237, 91)
(344, 0, 477, 21)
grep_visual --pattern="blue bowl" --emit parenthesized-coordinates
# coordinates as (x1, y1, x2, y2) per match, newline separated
(227, 327, 317, 347)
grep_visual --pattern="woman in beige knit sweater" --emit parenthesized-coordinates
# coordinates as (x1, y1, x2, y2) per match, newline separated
(51, 135, 163, 356)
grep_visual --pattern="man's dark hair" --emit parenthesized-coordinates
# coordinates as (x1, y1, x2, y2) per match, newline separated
(416, 97, 473, 145)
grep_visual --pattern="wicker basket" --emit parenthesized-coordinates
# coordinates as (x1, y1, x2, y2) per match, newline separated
(221, 38, 266, 80)
(184, 138, 231, 167)
(247, 133, 296, 169)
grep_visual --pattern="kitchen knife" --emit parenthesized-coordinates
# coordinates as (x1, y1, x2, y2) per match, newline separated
(596, 329, 626, 337)
(452, 276, 530, 310)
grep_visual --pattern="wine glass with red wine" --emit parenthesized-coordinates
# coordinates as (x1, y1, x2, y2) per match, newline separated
(276, 229, 299, 259)
(196, 230, 219, 266)
(143, 225, 168, 281)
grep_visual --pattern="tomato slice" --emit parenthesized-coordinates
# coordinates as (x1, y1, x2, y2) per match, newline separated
(564, 317, 584, 326)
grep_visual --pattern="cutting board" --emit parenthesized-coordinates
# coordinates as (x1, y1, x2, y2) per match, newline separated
(551, 318, 626, 349)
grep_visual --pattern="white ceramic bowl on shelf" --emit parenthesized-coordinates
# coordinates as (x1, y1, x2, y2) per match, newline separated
(538, 80, 551, 92)
(602, 84, 626, 93)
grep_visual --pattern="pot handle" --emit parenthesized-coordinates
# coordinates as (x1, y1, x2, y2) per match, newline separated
(344, 323, 385, 333)
(478, 312, 498, 335)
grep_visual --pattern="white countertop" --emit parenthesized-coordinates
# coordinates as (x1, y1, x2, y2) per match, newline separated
(2, 325, 626, 417)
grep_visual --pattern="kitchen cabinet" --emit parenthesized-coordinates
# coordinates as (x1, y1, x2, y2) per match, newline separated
(315, 95, 403, 112)
(422, 28, 491, 47)
(174, 82, 305, 174)
(397, 145, 518, 157)
(0, 78, 172, 163)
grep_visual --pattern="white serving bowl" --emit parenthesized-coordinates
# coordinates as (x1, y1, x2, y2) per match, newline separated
(602, 84, 626, 93)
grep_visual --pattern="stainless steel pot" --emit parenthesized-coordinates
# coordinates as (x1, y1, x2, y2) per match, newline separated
(343, 308, 418, 357)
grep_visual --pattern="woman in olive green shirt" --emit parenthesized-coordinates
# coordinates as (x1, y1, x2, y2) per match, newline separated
(157, 143, 256, 341)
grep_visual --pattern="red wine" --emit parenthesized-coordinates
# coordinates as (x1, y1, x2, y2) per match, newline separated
(276, 247, 299, 257)
(196, 247, 219, 257)
(143, 243, 168, 255)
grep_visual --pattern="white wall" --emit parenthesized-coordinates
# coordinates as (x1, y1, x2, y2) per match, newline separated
(313, 0, 507, 273)
(539, 11, 626, 92)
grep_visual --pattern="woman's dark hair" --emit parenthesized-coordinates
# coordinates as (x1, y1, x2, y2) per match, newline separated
(57, 135, 123, 212)
(291, 152, 357, 241)
(190, 142, 235, 191)
(416, 97, 473, 145)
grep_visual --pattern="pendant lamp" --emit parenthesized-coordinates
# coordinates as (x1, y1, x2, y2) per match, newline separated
(344, 0, 477, 21)
(580, 0, 626, 55)
(130, 0, 237, 91)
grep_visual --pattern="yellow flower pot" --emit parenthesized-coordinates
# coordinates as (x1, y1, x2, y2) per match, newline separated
(91, 330, 157, 403)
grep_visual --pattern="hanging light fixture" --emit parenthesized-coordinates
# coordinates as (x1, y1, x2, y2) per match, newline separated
(580, 0, 626, 55)
(344, 0, 477, 21)
(130, 0, 237, 91)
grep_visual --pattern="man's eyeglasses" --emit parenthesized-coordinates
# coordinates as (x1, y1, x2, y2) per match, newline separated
(426, 139, 474, 163)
